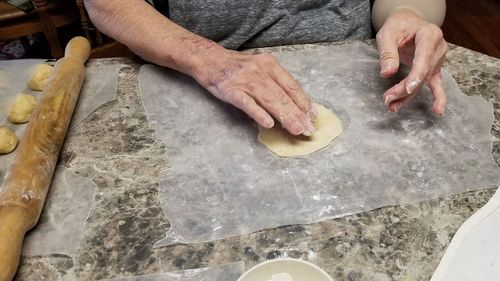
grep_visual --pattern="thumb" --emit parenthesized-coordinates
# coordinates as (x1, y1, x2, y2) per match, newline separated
(376, 30, 400, 78)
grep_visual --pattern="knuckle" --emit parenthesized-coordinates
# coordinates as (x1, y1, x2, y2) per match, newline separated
(244, 81, 260, 92)
(215, 89, 234, 103)
(294, 110, 307, 121)
(286, 79, 302, 92)
(260, 91, 275, 105)
(375, 29, 386, 40)
(281, 114, 296, 128)
(296, 95, 310, 107)
(245, 62, 259, 73)
(222, 88, 239, 101)
(233, 94, 250, 108)
(376, 29, 392, 43)
(258, 53, 277, 65)
(380, 51, 397, 61)
(276, 90, 290, 105)
(375, 32, 384, 44)
(432, 25, 444, 38)
(293, 95, 310, 111)
(425, 24, 443, 39)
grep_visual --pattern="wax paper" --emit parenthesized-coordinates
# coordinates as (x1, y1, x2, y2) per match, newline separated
(0, 60, 121, 183)
(0, 59, 120, 255)
(22, 166, 97, 256)
(145, 42, 500, 246)
(71, 64, 121, 129)
(99, 262, 244, 281)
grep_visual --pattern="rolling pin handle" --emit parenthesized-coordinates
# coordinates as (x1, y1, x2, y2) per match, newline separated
(64, 36, 91, 63)
(0, 206, 32, 281)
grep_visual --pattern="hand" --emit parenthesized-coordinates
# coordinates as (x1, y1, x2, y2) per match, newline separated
(192, 48, 318, 136)
(376, 8, 448, 116)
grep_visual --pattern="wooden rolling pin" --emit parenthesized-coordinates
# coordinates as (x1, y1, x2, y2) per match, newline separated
(0, 36, 90, 281)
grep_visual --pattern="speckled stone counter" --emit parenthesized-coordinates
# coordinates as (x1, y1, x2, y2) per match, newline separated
(14, 41, 500, 281)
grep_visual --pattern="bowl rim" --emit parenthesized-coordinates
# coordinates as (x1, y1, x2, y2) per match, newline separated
(236, 258, 334, 281)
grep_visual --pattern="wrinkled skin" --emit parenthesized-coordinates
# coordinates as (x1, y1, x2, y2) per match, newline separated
(376, 9, 449, 116)
(194, 49, 318, 136)
(87, 0, 448, 136)
(194, 9, 448, 137)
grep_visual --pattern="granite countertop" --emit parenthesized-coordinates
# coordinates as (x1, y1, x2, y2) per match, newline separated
(14, 41, 500, 281)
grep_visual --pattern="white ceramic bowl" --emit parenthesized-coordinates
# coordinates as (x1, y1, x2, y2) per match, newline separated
(237, 258, 334, 281)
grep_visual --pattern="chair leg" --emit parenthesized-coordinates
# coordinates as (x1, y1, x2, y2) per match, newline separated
(32, 0, 63, 58)
(76, 0, 93, 45)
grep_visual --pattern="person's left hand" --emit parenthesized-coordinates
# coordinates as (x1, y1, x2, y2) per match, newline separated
(376, 8, 448, 116)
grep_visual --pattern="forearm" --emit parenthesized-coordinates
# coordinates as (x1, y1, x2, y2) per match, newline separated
(84, 0, 317, 136)
(372, 0, 446, 30)
(83, 0, 223, 76)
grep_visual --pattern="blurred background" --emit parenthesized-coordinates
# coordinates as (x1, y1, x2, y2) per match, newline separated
(0, 0, 499, 60)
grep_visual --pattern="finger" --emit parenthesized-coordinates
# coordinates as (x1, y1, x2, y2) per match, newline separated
(376, 29, 400, 78)
(404, 26, 443, 95)
(227, 89, 275, 128)
(250, 79, 314, 136)
(428, 71, 447, 116)
(269, 64, 317, 119)
(388, 91, 418, 113)
(383, 80, 409, 105)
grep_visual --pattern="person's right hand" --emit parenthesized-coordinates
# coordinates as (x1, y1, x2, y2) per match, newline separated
(192, 48, 318, 136)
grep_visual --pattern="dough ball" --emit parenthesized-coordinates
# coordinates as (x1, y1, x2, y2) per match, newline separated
(0, 127, 18, 154)
(8, 93, 37, 124)
(28, 64, 53, 91)
(258, 103, 342, 157)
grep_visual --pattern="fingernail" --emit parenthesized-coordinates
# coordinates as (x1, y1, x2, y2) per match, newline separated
(406, 79, 420, 94)
(302, 117, 316, 137)
(291, 121, 304, 135)
(384, 95, 395, 105)
(380, 62, 396, 76)
(439, 105, 446, 116)
(302, 118, 315, 136)
(305, 118, 316, 133)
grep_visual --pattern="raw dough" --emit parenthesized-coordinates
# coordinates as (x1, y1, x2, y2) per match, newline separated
(0, 126, 18, 154)
(28, 64, 53, 91)
(8, 93, 37, 124)
(258, 103, 342, 157)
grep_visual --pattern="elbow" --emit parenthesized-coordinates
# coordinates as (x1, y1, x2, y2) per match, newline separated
(83, 0, 102, 20)
(82, 0, 119, 34)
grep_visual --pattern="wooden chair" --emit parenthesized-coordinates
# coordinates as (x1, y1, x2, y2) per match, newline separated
(0, 0, 79, 58)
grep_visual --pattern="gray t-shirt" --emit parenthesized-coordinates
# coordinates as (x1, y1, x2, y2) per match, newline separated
(162, 0, 372, 49)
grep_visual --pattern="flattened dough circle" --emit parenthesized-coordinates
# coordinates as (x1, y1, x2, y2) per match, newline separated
(258, 103, 342, 157)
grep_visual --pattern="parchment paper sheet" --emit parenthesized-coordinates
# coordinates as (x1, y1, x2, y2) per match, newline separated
(22, 167, 96, 256)
(139, 42, 500, 246)
(0, 60, 121, 184)
(0, 59, 121, 255)
(99, 262, 244, 281)
(0, 59, 44, 185)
